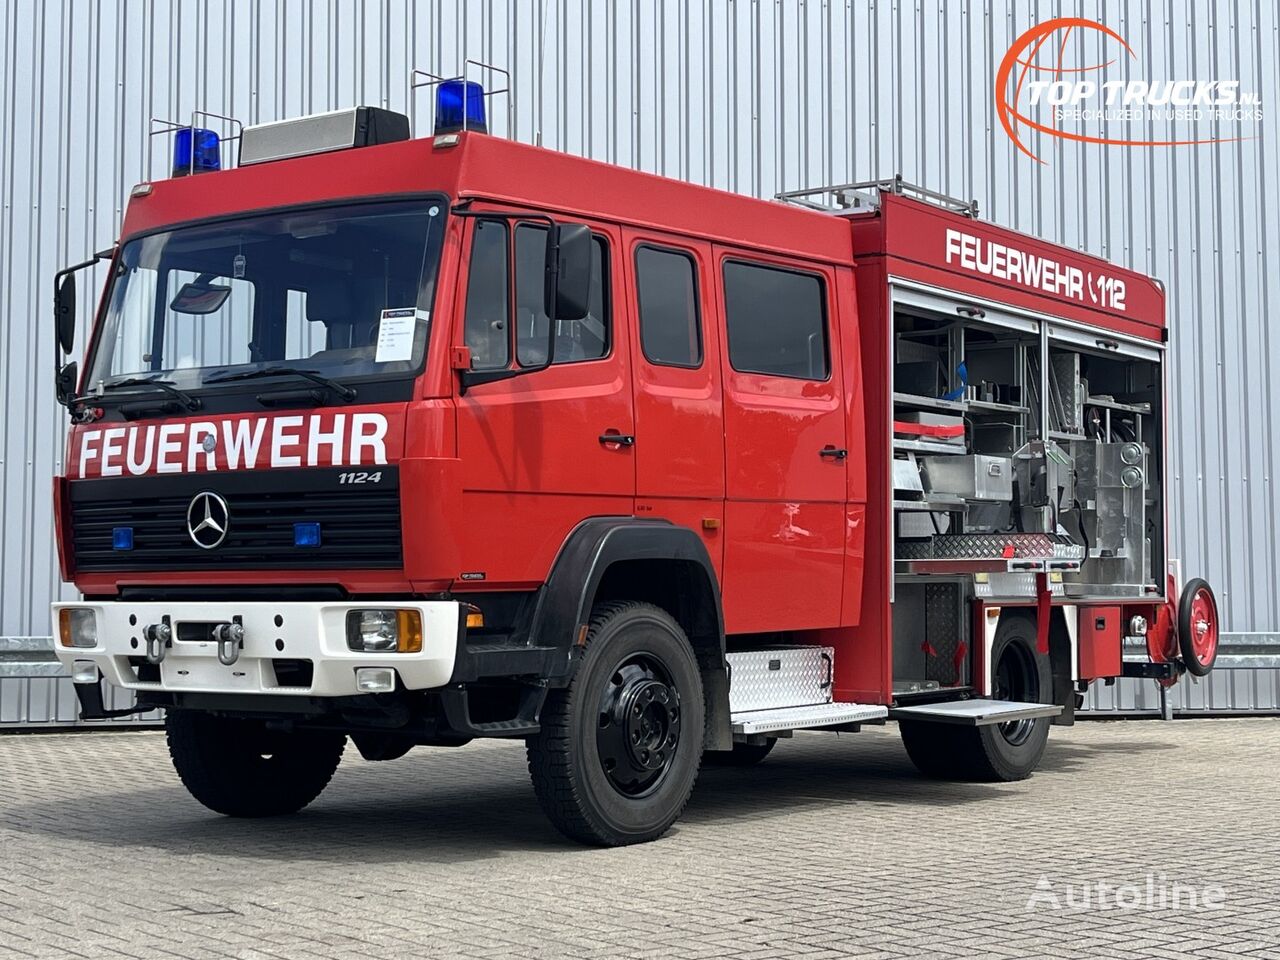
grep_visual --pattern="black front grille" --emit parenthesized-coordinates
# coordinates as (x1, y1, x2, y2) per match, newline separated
(69, 467, 402, 571)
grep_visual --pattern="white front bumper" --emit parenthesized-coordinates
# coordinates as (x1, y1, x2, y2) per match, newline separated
(51, 600, 459, 697)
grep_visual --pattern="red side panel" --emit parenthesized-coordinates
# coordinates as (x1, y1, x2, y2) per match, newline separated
(833, 256, 892, 704)
(53, 476, 73, 581)
(850, 193, 1166, 342)
(1078, 605, 1123, 679)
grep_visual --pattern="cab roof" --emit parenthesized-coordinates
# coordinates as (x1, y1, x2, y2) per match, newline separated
(121, 131, 853, 266)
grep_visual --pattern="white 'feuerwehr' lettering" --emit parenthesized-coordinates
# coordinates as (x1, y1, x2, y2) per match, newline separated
(350, 413, 389, 465)
(79, 430, 101, 475)
(76, 413, 391, 478)
(307, 414, 345, 467)
(223, 418, 266, 470)
(945, 227, 1087, 304)
(126, 425, 155, 475)
(271, 416, 305, 469)
(156, 423, 185, 474)
(186, 422, 218, 472)
(99, 428, 126, 477)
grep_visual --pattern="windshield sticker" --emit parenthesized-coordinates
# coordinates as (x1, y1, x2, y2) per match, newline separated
(170, 281, 231, 315)
(375, 308, 417, 362)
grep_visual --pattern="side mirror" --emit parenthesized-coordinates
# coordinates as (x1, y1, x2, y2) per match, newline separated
(55, 361, 78, 407)
(55, 272, 77, 354)
(543, 222, 592, 322)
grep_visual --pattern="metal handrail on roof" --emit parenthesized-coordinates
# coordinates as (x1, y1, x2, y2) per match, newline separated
(775, 174, 980, 219)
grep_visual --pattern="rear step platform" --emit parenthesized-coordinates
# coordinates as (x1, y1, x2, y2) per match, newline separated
(731, 702, 888, 735)
(888, 699, 1062, 726)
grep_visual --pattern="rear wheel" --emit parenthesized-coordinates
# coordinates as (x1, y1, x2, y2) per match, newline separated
(166, 711, 345, 817)
(527, 602, 705, 846)
(704, 738, 776, 767)
(901, 613, 1051, 782)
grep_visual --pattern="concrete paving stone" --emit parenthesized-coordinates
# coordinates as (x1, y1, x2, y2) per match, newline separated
(1, 719, 1278, 959)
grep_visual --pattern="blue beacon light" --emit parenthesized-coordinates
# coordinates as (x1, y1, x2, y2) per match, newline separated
(434, 80, 488, 135)
(172, 127, 222, 177)
(112, 527, 134, 551)
(294, 522, 322, 548)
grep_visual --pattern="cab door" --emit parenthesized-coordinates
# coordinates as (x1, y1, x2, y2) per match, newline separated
(454, 215, 634, 588)
(624, 232, 725, 576)
(714, 250, 847, 633)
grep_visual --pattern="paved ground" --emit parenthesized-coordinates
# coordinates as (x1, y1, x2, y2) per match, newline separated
(1, 719, 1278, 960)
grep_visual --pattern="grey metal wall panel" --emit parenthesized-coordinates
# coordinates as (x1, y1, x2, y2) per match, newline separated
(3, 1, 1278, 722)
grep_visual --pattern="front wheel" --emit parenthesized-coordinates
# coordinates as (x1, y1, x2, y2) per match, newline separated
(527, 601, 705, 846)
(166, 711, 345, 817)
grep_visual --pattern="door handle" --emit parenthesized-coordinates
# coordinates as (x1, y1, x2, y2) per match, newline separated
(599, 432, 635, 447)
(819, 446, 848, 460)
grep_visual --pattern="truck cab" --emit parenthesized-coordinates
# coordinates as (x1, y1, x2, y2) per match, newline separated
(51, 95, 1219, 846)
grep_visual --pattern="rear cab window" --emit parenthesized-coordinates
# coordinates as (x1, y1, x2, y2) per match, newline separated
(722, 260, 829, 380)
(635, 245, 702, 368)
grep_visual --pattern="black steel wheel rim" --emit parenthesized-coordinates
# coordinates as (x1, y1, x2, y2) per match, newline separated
(994, 642, 1039, 746)
(596, 652, 682, 798)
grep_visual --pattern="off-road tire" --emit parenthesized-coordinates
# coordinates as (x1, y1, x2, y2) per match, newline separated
(704, 738, 777, 767)
(527, 601, 705, 846)
(900, 613, 1051, 782)
(166, 711, 345, 817)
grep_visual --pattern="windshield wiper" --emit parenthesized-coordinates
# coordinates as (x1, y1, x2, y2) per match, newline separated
(204, 366, 357, 401)
(89, 375, 202, 412)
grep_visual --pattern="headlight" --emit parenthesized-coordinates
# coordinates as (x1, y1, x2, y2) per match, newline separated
(345, 609, 423, 653)
(58, 608, 98, 648)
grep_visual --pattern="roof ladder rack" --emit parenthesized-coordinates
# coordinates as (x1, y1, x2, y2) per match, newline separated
(775, 174, 979, 219)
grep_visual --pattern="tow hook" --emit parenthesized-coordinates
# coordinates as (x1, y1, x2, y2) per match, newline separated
(213, 617, 245, 666)
(143, 616, 172, 664)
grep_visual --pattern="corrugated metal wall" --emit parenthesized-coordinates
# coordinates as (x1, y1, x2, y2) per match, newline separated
(2, 0, 1277, 722)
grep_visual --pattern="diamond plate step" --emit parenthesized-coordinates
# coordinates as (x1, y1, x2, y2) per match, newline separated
(897, 532, 1084, 562)
(889, 698, 1062, 726)
(730, 702, 888, 735)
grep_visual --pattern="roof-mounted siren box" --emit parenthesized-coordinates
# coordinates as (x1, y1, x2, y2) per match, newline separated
(239, 106, 410, 167)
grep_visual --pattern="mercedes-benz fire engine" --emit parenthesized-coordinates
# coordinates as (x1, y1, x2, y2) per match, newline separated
(50, 81, 1220, 846)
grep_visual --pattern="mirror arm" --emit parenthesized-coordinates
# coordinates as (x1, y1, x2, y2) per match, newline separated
(53, 245, 115, 408)
(460, 363, 551, 390)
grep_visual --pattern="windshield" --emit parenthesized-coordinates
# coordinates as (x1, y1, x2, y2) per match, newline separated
(85, 199, 446, 394)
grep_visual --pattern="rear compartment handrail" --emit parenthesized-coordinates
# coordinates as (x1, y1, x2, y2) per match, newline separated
(775, 174, 979, 219)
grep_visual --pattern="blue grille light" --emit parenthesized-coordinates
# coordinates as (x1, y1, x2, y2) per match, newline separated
(294, 522, 322, 548)
(172, 127, 221, 177)
(435, 80, 488, 135)
(112, 527, 134, 551)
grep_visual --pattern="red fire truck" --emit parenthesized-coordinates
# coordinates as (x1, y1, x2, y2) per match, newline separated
(50, 86, 1219, 846)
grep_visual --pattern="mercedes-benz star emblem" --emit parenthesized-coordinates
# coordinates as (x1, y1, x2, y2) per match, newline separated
(187, 491, 230, 549)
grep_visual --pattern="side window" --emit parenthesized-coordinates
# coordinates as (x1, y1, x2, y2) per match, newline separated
(723, 260, 829, 380)
(463, 219, 510, 370)
(514, 223, 609, 366)
(636, 245, 701, 367)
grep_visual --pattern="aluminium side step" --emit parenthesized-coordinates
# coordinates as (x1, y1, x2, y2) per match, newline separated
(888, 698, 1062, 726)
(730, 702, 888, 736)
